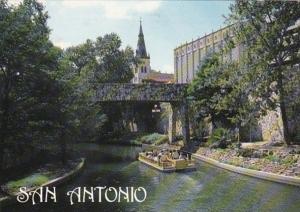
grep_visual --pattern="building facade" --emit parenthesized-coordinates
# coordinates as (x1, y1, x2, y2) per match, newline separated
(174, 22, 300, 143)
(174, 25, 243, 84)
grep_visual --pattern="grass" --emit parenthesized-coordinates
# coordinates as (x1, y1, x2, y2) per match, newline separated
(4, 174, 50, 194)
(281, 155, 298, 165)
(2, 160, 80, 194)
(265, 154, 280, 163)
(130, 133, 168, 146)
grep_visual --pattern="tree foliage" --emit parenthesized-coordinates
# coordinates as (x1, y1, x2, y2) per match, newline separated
(0, 0, 136, 169)
(226, 0, 300, 144)
(57, 34, 135, 142)
(188, 0, 300, 144)
(0, 0, 63, 168)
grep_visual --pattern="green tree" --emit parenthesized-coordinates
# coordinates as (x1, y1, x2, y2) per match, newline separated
(64, 34, 134, 84)
(226, 0, 300, 144)
(0, 0, 63, 168)
(188, 55, 237, 129)
(57, 33, 135, 143)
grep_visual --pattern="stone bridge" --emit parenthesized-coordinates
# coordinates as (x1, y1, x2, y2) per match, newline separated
(94, 83, 187, 102)
(94, 83, 190, 144)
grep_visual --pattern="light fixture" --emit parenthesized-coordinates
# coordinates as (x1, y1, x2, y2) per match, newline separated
(151, 104, 161, 113)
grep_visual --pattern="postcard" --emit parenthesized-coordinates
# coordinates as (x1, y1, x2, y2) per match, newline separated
(0, 0, 300, 211)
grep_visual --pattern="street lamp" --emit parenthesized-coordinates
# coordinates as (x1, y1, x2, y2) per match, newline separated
(151, 104, 161, 113)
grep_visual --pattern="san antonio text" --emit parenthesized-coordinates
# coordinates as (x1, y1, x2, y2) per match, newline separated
(17, 186, 147, 205)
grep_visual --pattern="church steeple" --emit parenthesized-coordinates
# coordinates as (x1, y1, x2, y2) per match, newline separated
(132, 19, 151, 84)
(139, 19, 143, 36)
(136, 19, 149, 58)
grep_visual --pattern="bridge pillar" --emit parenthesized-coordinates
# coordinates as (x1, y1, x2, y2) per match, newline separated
(180, 101, 190, 144)
(168, 101, 190, 144)
(168, 103, 177, 144)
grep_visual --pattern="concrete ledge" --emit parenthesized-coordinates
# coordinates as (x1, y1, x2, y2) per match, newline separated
(40, 158, 85, 188)
(192, 154, 300, 187)
(0, 158, 85, 207)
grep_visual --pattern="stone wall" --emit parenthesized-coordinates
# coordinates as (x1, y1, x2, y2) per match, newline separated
(95, 83, 188, 102)
(259, 109, 284, 142)
(243, 66, 300, 143)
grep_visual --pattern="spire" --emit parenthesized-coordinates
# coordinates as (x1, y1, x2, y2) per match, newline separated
(136, 19, 148, 58)
(139, 18, 143, 36)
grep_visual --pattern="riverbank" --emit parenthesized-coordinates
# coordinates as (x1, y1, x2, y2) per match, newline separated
(195, 147, 300, 177)
(153, 140, 300, 186)
(99, 132, 169, 146)
(0, 158, 85, 206)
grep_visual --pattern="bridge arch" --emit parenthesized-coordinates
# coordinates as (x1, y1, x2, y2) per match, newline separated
(94, 83, 190, 144)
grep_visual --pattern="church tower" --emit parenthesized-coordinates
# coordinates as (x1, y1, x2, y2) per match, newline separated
(132, 20, 151, 84)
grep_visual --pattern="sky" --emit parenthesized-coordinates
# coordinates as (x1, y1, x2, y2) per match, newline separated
(9, 0, 232, 74)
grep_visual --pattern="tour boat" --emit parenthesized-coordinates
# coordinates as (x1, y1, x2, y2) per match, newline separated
(138, 151, 196, 172)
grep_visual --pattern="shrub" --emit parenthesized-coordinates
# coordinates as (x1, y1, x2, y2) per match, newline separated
(207, 128, 232, 149)
(237, 148, 254, 157)
(154, 135, 169, 145)
(138, 133, 168, 145)
(281, 155, 297, 165)
(265, 154, 280, 163)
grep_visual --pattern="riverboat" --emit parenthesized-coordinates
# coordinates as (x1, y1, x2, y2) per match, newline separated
(138, 151, 196, 172)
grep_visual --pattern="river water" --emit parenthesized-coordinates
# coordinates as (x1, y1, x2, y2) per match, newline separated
(6, 143, 300, 212)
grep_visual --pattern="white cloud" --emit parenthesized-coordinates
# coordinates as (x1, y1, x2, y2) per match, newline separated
(61, 1, 161, 20)
(162, 64, 173, 74)
(7, 0, 46, 6)
(61, 0, 100, 8)
(53, 40, 72, 49)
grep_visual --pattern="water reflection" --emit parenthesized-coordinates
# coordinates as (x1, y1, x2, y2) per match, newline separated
(5, 143, 300, 212)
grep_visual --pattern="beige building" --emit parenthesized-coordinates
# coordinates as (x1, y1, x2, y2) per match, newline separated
(174, 25, 243, 84)
(174, 22, 300, 142)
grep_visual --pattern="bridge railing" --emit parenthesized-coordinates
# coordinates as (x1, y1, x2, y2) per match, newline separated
(94, 83, 188, 102)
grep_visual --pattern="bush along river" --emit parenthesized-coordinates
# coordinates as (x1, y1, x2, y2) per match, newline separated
(4, 143, 300, 212)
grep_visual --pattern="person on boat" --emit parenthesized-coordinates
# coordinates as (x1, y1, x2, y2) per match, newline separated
(179, 152, 186, 160)
(146, 152, 153, 159)
(160, 154, 168, 164)
(172, 150, 179, 159)
(158, 155, 161, 166)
